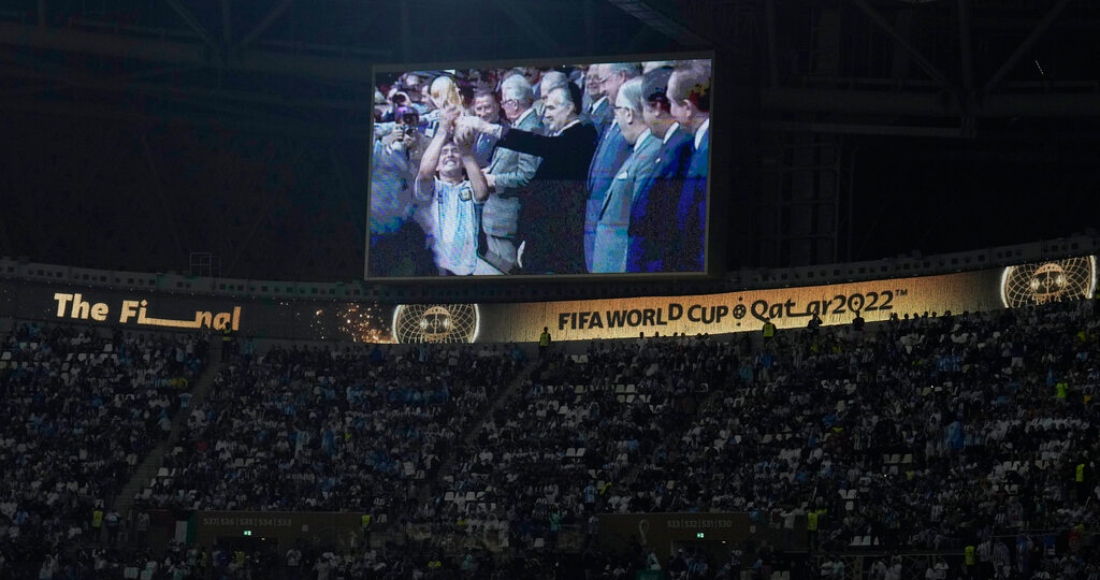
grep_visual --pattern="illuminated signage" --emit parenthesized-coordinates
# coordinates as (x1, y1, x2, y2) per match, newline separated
(553, 287, 902, 332)
(52, 293, 241, 331)
(200, 516, 292, 527)
(473, 278, 953, 342)
(8, 256, 1090, 345)
(469, 257, 1096, 342)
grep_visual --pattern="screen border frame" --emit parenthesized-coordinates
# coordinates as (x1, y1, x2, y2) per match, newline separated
(364, 50, 718, 283)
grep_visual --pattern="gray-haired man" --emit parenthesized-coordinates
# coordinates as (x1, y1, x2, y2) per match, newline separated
(479, 75, 543, 273)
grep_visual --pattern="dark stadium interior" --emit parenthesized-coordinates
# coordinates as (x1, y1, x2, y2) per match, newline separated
(1, 0, 1098, 282)
(3, 2, 1100, 578)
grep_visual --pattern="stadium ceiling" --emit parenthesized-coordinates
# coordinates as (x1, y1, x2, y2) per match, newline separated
(2, 0, 1099, 280)
(0, 0, 687, 135)
(1, 0, 1099, 133)
(760, 0, 1100, 137)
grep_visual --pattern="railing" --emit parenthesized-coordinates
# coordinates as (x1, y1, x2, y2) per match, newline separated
(1, 234, 1096, 305)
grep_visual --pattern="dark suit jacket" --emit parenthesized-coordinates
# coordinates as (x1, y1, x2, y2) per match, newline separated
(674, 128, 709, 272)
(496, 120, 599, 274)
(586, 98, 614, 141)
(472, 132, 498, 168)
(627, 125, 696, 273)
(584, 122, 631, 271)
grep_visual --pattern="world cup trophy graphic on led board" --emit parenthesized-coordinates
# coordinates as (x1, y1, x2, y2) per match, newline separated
(1000, 256, 1097, 308)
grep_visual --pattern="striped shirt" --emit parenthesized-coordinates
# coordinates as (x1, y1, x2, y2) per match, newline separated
(420, 177, 482, 275)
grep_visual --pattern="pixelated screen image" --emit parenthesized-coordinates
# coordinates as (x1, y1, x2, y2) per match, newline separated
(366, 55, 713, 279)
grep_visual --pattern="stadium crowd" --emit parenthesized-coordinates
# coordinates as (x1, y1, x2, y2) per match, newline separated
(0, 324, 206, 578)
(140, 343, 522, 514)
(1, 295, 1100, 578)
(413, 296, 1100, 576)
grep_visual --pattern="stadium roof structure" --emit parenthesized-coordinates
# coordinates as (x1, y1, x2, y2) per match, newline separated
(1, 0, 1098, 283)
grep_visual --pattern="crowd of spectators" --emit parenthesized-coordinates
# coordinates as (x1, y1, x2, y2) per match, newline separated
(416, 328, 728, 553)
(0, 324, 206, 578)
(692, 299, 1100, 553)
(3, 295, 1100, 578)
(139, 343, 523, 515)
(399, 297, 1100, 576)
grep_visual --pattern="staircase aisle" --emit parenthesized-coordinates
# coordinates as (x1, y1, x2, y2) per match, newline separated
(111, 336, 228, 538)
(416, 355, 544, 506)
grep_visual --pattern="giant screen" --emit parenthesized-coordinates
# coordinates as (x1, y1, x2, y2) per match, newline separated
(366, 55, 714, 279)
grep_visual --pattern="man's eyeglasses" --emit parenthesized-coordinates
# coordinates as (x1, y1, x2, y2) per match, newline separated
(598, 72, 622, 85)
(501, 99, 521, 108)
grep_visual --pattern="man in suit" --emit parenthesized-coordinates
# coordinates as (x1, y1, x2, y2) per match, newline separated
(580, 64, 599, 121)
(583, 62, 641, 272)
(480, 76, 543, 274)
(522, 67, 543, 100)
(590, 77, 662, 273)
(461, 83, 598, 274)
(471, 89, 503, 168)
(667, 60, 711, 273)
(583, 63, 613, 139)
(533, 70, 569, 120)
(627, 66, 696, 273)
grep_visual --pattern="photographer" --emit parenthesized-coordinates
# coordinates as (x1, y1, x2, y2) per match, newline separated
(369, 105, 434, 277)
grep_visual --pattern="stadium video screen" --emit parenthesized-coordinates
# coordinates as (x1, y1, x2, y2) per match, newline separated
(366, 55, 713, 279)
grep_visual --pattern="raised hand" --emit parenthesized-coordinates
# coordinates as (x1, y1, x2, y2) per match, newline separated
(457, 115, 486, 135)
(453, 120, 476, 150)
(440, 105, 462, 133)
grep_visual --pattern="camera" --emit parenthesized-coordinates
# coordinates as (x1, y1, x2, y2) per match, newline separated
(403, 126, 418, 137)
